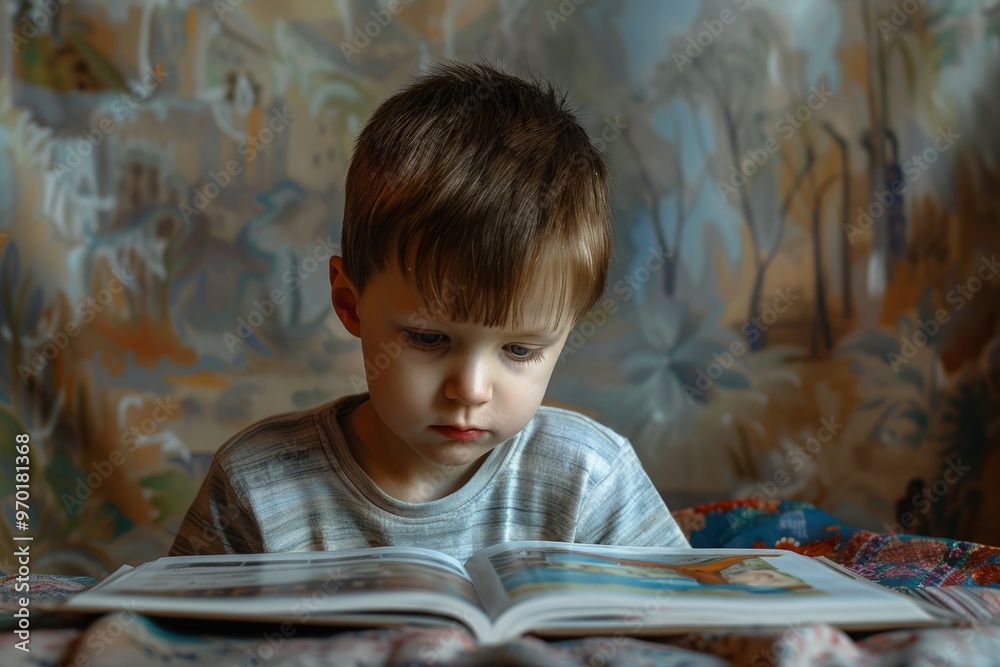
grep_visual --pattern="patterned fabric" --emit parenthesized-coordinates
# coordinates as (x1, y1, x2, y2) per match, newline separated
(912, 587, 1000, 622)
(0, 572, 97, 611)
(674, 498, 1000, 589)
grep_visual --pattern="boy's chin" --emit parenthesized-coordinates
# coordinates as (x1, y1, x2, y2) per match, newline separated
(417, 440, 494, 467)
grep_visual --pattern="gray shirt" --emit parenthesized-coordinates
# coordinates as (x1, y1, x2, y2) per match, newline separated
(169, 393, 689, 561)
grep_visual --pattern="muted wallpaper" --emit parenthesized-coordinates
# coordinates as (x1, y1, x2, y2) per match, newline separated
(1, 0, 999, 576)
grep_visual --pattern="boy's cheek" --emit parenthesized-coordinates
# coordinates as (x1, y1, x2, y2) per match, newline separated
(545, 347, 567, 372)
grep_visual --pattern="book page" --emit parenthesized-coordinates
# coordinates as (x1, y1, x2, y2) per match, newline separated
(465, 542, 939, 639)
(471, 544, 821, 610)
(67, 548, 492, 637)
(119, 555, 472, 600)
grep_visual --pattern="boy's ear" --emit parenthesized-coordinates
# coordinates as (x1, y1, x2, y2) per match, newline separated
(329, 256, 362, 338)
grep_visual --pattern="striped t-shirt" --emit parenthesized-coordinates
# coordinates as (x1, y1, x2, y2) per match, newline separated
(169, 393, 689, 561)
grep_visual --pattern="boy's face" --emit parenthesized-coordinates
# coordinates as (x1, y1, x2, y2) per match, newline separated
(330, 257, 576, 489)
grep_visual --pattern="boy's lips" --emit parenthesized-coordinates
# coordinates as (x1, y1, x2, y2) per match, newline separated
(430, 425, 488, 441)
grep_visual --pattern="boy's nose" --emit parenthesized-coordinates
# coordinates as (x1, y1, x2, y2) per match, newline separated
(443, 357, 493, 406)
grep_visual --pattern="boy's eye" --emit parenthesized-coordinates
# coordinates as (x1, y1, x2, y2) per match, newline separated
(404, 331, 446, 348)
(403, 332, 544, 364)
(506, 345, 544, 364)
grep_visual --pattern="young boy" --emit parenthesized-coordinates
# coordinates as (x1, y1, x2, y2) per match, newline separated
(170, 60, 689, 561)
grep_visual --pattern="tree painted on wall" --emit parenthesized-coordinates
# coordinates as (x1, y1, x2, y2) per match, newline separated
(660, 12, 819, 350)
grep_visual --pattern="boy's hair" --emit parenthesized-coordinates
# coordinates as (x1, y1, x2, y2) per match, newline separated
(341, 59, 612, 330)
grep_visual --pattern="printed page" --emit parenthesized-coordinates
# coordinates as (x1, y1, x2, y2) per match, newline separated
(465, 542, 939, 640)
(67, 548, 493, 638)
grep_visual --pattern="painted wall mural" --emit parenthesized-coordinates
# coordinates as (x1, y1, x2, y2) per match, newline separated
(1, 0, 998, 576)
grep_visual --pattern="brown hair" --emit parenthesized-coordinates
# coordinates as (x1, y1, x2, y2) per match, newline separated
(341, 59, 612, 330)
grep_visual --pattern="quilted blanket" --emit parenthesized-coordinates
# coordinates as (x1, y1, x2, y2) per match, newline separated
(675, 499, 1000, 590)
(3, 499, 999, 666)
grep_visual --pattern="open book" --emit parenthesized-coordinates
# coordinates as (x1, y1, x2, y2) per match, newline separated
(64, 541, 953, 643)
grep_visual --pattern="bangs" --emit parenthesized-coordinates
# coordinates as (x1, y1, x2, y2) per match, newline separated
(386, 153, 610, 331)
(402, 230, 600, 332)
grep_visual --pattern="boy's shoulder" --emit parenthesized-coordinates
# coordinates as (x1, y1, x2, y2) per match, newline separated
(530, 403, 628, 442)
(210, 394, 363, 469)
(521, 404, 635, 473)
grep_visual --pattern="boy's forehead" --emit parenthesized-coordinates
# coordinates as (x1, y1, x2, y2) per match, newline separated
(374, 261, 574, 334)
